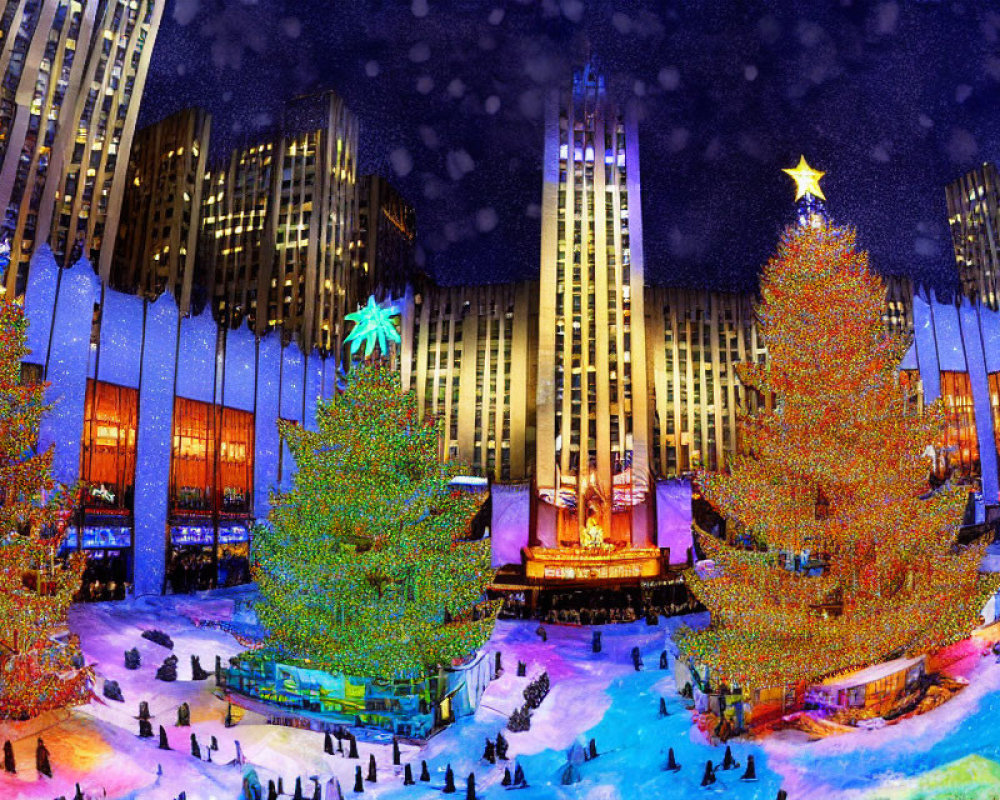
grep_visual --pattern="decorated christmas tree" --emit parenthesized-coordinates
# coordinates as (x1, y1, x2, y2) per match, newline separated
(0, 298, 89, 718)
(677, 161, 994, 691)
(253, 300, 496, 678)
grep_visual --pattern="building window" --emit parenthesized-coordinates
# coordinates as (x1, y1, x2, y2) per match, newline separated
(219, 408, 254, 514)
(171, 397, 215, 513)
(80, 380, 138, 512)
(989, 372, 1000, 467)
(940, 371, 979, 480)
(899, 369, 921, 416)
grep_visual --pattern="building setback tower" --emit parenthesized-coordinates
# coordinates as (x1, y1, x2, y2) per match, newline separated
(946, 162, 1000, 310)
(357, 173, 417, 302)
(0, 0, 164, 294)
(529, 63, 657, 579)
(110, 107, 212, 316)
(201, 90, 359, 355)
(201, 139, 274, 332)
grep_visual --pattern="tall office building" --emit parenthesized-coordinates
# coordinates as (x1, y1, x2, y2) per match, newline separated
(200, 140, 274, 331)
(946, 162, 1000, 310)
(201, 91, 360, 354)
(0, 0, 164, 294)
(110, 107, 211, 315)
(645, 287, 767, 477)
(400, 281, 537, 481)
(357, 174, 417, 302)
(529, 62, 656, 577)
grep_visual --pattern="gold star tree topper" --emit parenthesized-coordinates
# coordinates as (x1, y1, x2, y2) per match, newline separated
(782, 155, 826, 202)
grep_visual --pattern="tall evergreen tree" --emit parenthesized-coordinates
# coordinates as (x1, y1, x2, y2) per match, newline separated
(253, 362, 497, 677)
(0, 299, 89, 718)
(677, 219, 994, 690)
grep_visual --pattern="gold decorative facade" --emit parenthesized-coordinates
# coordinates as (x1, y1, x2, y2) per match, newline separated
(533, 63, 652, 553)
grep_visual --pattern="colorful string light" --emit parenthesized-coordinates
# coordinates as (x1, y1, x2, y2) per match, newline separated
(251, 362, 498, 679)
(0, 298, 90, 719)
(676, 221, 997, 691)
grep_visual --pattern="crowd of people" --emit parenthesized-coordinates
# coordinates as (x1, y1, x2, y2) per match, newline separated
(218, 549, 251, 588)
(77, 553, 128, 602)
(167, 549, 217, 594)
(497, 586, 701, 625)
(166, 548, 251, 594)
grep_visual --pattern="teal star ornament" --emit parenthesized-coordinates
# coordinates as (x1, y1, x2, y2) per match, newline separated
(344, 295, 402, 358)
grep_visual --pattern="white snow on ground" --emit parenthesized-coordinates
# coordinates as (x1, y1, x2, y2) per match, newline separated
(0, 588, 997, 799)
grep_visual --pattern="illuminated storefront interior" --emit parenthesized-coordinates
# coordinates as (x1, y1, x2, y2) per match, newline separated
(939, 371, 980, 480)
(168, 397, 254, 592)
(69, 381, 139, 601)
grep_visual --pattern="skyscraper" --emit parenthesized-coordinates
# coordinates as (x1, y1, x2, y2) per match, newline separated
(200, 139, 275, 331)
(946, 162, 1000, 310)
(357, 173, 417, 301)
(201, 90, 360, 354)
(0, 0, 165, 294)
(110, 107, 212, 315)
(400, 280, 538, 481)
(530, 62, 656, 575)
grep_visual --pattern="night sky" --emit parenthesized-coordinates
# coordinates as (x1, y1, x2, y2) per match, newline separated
(141, 0, 1000, 294)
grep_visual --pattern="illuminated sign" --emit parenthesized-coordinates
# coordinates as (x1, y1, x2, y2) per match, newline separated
(219, 525, 250, 544)
(170, 525, 250, 546)
(61, 526, 131, 550)
(171, 526, 214, 546)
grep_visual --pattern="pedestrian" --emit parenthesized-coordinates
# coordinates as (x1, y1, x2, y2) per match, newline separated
(35, 738, 51, 778)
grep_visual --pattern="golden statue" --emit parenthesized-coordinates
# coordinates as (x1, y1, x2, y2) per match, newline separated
(579, 471, 607, 550)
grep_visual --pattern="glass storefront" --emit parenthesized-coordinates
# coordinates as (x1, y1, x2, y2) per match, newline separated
(940, 371, 979, 481)
(72, 380, 138, 601)
(168, 397, 254, 592)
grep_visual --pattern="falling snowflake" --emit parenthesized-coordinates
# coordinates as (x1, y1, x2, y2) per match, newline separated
(390, 148, 413, 177)
(658, 66, 680, 90)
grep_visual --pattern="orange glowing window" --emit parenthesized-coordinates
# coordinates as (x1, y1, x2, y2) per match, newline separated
(988, 372, 1000, 461)
(939, 371, 979, 479)
(170, 398, 254, 515)
(80, 380, 138, 510)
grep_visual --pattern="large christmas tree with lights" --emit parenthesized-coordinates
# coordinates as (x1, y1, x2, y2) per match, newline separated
(0, 299, 89, 719)
(677, 160, 994, 691)
(253, 319, 496, 678)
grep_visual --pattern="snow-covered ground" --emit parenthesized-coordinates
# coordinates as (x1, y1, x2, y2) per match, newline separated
(0, 587, 998, 800)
